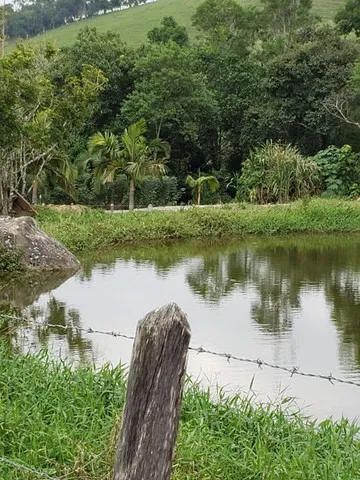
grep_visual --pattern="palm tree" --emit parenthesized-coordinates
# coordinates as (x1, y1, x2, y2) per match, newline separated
(29, 154, 77, 205)
(186, 174, 220, 205)
(87, 119, 170, 210)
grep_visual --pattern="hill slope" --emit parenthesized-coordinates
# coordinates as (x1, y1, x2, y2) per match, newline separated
(16, 0, 347, 49)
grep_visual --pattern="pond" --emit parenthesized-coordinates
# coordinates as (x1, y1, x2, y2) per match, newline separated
(2, 235, 360, 422)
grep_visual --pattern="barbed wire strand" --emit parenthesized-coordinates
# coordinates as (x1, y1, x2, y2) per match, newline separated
(3, 314, 360, 388)
(0, 456, 59, 480)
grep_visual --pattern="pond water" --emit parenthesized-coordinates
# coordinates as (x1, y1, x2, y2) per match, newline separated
(2, 235, 360, 422)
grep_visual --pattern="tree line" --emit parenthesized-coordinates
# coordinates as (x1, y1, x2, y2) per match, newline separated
(2, 0, 360, 214)
(2, 0, 151, 40)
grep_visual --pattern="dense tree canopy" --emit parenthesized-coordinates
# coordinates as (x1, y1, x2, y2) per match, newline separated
(335, 0, 360, 37)
(2, 0, 360, 211)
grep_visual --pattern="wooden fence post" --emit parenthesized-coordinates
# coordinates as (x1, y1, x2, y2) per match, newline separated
(113, 302, 191, 480)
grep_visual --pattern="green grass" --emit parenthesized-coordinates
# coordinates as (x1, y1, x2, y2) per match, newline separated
(37, 199, 360, 253)
(10, 0, 346, 49)
(0, 339, 360, 479)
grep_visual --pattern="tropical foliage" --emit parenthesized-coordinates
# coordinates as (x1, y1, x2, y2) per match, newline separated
(85, 119, 170, 210)
(186, 175, 220, 205)
(238, 142, 320, 204)
(312, 145, 360, 198)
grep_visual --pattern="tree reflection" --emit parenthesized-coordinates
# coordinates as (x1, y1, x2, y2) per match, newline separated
(0, 271, 94, 364)
(184, 237, 360, 343)
(25, 297, 94, 364)
(326, 272, 360, 366)
(76, 235, 360, 368)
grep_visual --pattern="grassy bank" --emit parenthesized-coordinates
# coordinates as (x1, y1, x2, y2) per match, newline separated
(38, 199, 360, 253)
(0, 340, 359, 480)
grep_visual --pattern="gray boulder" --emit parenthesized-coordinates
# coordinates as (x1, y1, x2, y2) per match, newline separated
(0, 216, 80, 271)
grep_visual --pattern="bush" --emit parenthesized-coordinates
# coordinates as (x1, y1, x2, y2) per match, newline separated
(46, 174, 180, 208)
(312, 145, 360, 197)
(137, 176, 180, 207)
(0, 245, 24, 274)
(238, 142, 320, 204)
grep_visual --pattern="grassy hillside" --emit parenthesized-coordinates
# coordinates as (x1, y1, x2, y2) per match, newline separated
(15, 0, 346, 50)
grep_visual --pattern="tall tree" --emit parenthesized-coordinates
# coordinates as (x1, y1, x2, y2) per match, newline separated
(192, 0, 260, 54)
(240, 26, 360, 155)
(261, 0, 314, 36)
(335, 0, 360, 37)
(121, 42, 219, 176)
(51, 27, 136, 133)
(147, 16, 189, 47)
(0, 43, 105, 214)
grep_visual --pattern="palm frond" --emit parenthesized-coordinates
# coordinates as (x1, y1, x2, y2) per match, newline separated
(102, 159, 123, 184)
(88, 131, 120, 158)
(199, 176, 220, 192)
(186, 175, 197, 189)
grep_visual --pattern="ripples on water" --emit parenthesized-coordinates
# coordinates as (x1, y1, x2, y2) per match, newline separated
(2, 235, 360, 421)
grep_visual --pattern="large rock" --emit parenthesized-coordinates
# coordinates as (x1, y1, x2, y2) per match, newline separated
(0, 216, 80, 271)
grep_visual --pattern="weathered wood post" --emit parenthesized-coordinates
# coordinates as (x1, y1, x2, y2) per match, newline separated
(113, 302, 191, 480)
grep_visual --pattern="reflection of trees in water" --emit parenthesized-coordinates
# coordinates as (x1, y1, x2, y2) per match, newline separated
(186, 248, 301, 334)
(0, 269, 94, 364)
(79, 241, 241, 280)
(326, 272, 360, 366)
(3, 235, 360, 368)
(24, 297, 94, 364)
(184, 237, 360, 367)
(82, 237, 360, 346)
(186, 255, 240, 303)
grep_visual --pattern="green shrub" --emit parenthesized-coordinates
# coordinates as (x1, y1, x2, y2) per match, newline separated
(46, 174, 180, 208)
(137, 176, 180, 207)
(0, 245, 24, 274)
(312, 145, 360, 197)
(238, 142, 320, 204)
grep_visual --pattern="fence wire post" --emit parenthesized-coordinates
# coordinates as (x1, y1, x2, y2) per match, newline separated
(112, 302, 191, 480)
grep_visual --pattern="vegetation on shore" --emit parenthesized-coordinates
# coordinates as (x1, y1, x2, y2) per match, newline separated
(0, 246, 25, 275)
(3, 0, 360, 216)
(0, 339, 359, 479)
(37, 199, 360, 253)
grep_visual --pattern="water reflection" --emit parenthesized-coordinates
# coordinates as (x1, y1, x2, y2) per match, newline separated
(0, 270, 75, 309)
(0, 271, 95, 363)
(79, 236, 360, 346)
(27, 297, 94, 364)
(2, 235, 360, 419)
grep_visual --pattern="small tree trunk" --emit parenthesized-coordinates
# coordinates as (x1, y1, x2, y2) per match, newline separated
(197, 186, 201, 205)
(32, 181, 38, 205)
(0, 183, 9, 215)
(129, 178, 135, 211)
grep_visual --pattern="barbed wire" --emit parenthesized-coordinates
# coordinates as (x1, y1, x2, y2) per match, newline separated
(188, 346, 360, 387)
(2, 313, 360, 388)
(0, 314, 135, 341)
(0, 456, 59, 479)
